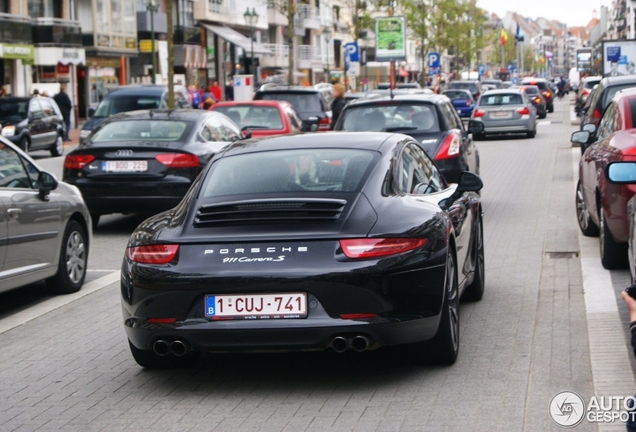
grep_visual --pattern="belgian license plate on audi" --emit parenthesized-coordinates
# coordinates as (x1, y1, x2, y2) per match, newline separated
(103, 160, 148, 172)
(204, 293, 307, 319)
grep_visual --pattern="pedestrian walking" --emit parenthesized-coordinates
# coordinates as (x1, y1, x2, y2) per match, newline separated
(225, 80, 234, 101)
(209, 81, 222, 102)
(53, 84, 73, 141)
(330, 83, 346, 130)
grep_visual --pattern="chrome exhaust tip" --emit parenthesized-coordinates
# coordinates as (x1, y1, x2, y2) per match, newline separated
(331, 336, 349, 353)
(152, 339, 170, 356)
(350, 335, 370, 352)
(170, 340, 189, 357)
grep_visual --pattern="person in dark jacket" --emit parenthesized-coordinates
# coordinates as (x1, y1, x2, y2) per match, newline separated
(330, 83, 346, 130)
(621, 288, 636, 431)
(53, 84, 73, 141)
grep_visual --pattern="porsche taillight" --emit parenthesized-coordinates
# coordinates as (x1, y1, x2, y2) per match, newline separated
(126, 244, 179, 264)
(340, 238, 427, 259)
(435, 134, 461, 160)
(64, 154, 94, 169)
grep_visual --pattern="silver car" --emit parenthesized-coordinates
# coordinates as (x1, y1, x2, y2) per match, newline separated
(0, 135, 91, 294)
(471, 89, 537, 139)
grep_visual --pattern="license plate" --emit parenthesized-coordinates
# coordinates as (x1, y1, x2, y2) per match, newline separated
(205, 293, 307, 319)
(493, 111, 509, 117)
(103, 160, 148, 172)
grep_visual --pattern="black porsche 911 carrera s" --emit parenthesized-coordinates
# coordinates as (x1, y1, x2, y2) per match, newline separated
(121, 132, 485, 368)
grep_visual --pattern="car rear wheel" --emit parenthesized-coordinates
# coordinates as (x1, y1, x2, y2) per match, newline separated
(46, 220, 88, 294)
(410, 251, 459, 365)
(527, 127, 536, 138)
(463, 218, 484, 302)
(128, 340, 200, 369)
(576, 181, 599, 236)
(50, 134, 64, 157)
(548, 105, 554, 113)
(19, 136, 30, 153)
(599, 209, 628, 269)
(539, 110, 547, 119)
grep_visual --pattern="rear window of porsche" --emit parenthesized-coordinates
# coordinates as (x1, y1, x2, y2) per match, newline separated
(202, 149, 377, 197)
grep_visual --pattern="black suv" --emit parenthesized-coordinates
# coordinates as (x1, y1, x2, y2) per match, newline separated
(447, 80, 482, 101)
(519, 78, 554, 113)
(253, 86, 333, 131)
(0, 96, 65, 156)
(580, 75, 636, 130)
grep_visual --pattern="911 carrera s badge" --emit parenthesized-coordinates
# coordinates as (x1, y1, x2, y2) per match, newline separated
(223, 255, 286, 263)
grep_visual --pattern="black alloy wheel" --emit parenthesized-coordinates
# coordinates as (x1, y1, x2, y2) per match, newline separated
(463, 217, 485, 302)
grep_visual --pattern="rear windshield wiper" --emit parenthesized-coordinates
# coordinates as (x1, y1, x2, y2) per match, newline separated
(241, 125, 269, 129)
(384, 126, 418, 132)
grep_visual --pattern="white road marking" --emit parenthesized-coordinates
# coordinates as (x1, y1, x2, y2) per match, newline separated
(537, 121, 551, 126)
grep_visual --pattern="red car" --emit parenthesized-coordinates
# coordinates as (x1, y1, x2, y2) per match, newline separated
(572, 87, 636, 269)
(211, 100, 303, 138)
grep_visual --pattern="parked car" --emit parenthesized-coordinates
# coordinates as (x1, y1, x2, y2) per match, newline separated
(570, 88, 636, 269)
(121, 132, 484, 368)
(0, 135, 91, 294)
(333, 93, 481, 183)
(575, 76, 602, 116)
(472, 89, 537, 139)
(606, 161, 636, 282)
(579, 75, 636, 131)
(0, 96, 65, 156)
(520, 85, 547, 119)
(441, 89, 476, 118)
(253, 85, 333, 132)
(211, 100, 303, 138)
(519, 78, 554, 113)
(79, 84, 191, 144)
(64, 109, 249, 226)
(447, 80, 482, 101)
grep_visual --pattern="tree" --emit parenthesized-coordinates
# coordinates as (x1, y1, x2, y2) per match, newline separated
(267, 0, 297, 86)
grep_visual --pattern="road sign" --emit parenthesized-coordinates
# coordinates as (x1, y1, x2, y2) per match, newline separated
(344, 42, 360, 75)
(507, 64, 512, 72)
(428, 52, 440, 69)
(478, 64, 485, 76)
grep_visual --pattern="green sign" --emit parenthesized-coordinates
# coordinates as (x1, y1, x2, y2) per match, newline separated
(0, 43, 34, 63)
(375, 16, 406, 62)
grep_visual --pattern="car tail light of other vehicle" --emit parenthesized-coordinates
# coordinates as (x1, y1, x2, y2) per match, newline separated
(155, 153, 199, 168)
(473, 109, 486, 118)
(126, 244, 179, 264)
(591, 109, 602, 121)
(64, 154, 95, 169)
(534, 97, 542, 104)
(317, 117, 331, 131)
(516, 106, 530, 116)
(435, 134, 461, 160)
(340, 238, 427, 259)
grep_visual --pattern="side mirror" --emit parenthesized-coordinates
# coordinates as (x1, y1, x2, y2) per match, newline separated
(582, 123, 596, 133)
(37, 171, 58, 200)
(240, 127, 252, 139)
(456, 171, 483, 193)
(606, 162, 636, 183)
(467, 120, 484, 135)
(88, 107, 95, 118)
(571, 130, 590, 145)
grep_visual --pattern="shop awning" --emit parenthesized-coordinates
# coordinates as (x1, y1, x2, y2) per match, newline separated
(200, 23, 272, 55)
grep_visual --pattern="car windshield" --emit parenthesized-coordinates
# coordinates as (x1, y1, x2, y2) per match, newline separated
(89, 120, 189, 143)
(202, 149, 377, 197)
(0, 100, 28, 121)
(214, 106, 283, 129)
(340, 103, 440, 132)
(443, 91, 472, 101)
(603, 84, 636, 110)
(479, 94, 523, 106)
(93, 95, 162, 117)
(258, 93, 322, 112)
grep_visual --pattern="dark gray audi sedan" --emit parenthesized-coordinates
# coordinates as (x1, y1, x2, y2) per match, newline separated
(0, 135, 91, 294)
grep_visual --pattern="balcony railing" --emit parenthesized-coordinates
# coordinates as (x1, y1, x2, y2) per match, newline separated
(262, 43, 288, 57)
(297, 5, 320, 29)
(32, 17, 82, 46)
(208, 0, 233, 15)
(0, 13, 32, 44)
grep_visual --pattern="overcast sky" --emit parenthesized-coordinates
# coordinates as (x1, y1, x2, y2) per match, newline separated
(475, 0, 610, 28)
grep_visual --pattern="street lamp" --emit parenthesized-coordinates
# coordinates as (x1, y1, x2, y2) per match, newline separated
(145, 0, 159, 84)
(243, 8, 259, 86)
(324, 26, 331, 84)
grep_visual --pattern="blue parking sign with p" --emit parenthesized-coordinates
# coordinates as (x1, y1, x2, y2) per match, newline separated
(428, 52, 440, 69)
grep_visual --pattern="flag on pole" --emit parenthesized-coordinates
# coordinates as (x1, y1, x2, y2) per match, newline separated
(500, 29, 508, 46)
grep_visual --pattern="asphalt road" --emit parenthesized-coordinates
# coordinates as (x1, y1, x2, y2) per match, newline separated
(0, 100, 631, 431)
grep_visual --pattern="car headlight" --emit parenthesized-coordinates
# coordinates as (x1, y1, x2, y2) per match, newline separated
(1, 125, 15, 137)
(79, 129, 91, 138)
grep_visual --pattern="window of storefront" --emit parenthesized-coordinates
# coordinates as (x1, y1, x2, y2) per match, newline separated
(28, 0, 61, 17)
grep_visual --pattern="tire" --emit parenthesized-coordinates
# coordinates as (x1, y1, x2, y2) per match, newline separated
(463, 217, 485, 302)
(539, 110, 547, 119)
(409, 251, 459, 365)
(473, 133, 484, 141)
(46, 220, 88, 294)
(19, 136, 29, 153)
(527, 127, 536, 138)
(599, 209, 628, 269)
(50, 134, 64, 157)
(575, 181, 599, 236)
(548, 105, 554, 113)
(128, 340, 199, 369)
